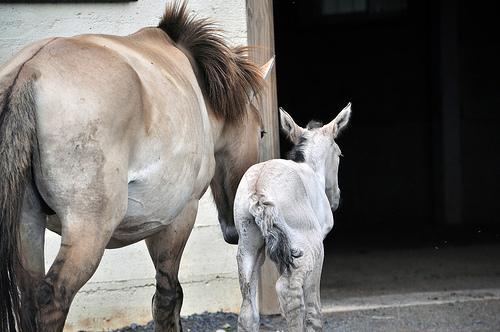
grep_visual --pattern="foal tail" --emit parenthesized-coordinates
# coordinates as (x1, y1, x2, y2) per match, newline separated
(249, 195, 302, 274)
(0, 71, 38, 331)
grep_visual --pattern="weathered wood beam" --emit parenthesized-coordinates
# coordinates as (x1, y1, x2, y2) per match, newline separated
(246, 0, 281, 315)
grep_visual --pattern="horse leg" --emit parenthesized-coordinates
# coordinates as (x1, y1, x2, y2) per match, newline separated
(34, 211, 118, 331)
(18, 184, 47, 325)
(145, 200, 198, 332)
(236, 218, 265, 332)
(34, 170, 126, 331)
(304, 247, 324, 331)
(276, 263, 306, 331)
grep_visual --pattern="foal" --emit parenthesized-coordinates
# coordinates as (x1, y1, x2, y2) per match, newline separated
(234, 103, 351, 331)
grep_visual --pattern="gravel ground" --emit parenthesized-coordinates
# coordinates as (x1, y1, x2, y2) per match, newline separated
(112, 244, 500, 332)
(113, 298, 500, 332)
(112, 312, 278, 332)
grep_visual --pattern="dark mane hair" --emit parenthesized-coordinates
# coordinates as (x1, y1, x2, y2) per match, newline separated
(306, 120, 323, 130)
(287, 120, 323, 162)
(287, 135, 307, 162)
(158, 2, 264, 122)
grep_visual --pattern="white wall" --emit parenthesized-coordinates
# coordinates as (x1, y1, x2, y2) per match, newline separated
(0, 1, 247, 330)
(0, 1, 248, 61)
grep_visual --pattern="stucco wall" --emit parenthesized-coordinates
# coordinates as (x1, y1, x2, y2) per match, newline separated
(0, 1, 247, 330)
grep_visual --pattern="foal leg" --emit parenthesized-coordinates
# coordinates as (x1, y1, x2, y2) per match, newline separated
(145, 200, 198, 332)
(304, 247, 324, 331)
(276, 260, 307, 331)
(237, 218, 265, 332)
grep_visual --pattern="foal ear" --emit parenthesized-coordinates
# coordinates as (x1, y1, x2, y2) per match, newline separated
(260, 56, 275, 81)
(280, 107, 304, 144)
(327, 102, 352, 138)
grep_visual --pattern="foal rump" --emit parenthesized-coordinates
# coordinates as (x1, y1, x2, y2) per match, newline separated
(248, 195, 302, 274)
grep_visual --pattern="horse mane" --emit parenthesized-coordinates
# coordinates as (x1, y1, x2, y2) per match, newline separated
(287, 120, 323, 162)
(158, 2, 264, 122)
(288, 135, 307, 162)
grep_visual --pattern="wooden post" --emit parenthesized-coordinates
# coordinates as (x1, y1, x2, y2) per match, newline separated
(246, 0, 281, 315)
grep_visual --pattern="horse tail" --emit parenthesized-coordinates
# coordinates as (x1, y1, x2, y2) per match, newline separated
(249, 194, 302, 274)
(0, 69, 38, 331)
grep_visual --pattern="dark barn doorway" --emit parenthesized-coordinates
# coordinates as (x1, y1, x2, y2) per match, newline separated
(273, 0, 500, 303)
(274, 0, 434, 240)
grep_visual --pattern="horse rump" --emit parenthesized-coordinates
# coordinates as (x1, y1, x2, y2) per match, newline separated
(248, 195, 302, 274)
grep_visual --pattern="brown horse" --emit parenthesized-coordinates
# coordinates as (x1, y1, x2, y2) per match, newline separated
(0, 2, 273, 331)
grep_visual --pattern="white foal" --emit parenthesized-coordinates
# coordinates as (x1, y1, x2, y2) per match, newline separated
(234, 103, 351, 331)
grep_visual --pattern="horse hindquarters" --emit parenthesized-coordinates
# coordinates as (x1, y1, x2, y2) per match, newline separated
(245, 195, 308, 331)
(248, 195, 302, 275)
(32, 140, 129, 329)
(248, 194, 323, 331)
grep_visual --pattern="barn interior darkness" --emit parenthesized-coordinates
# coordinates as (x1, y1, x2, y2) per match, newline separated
(273, 0, 500, 248)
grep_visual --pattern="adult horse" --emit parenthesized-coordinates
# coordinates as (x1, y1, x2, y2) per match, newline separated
(0, 3, 273, 331)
